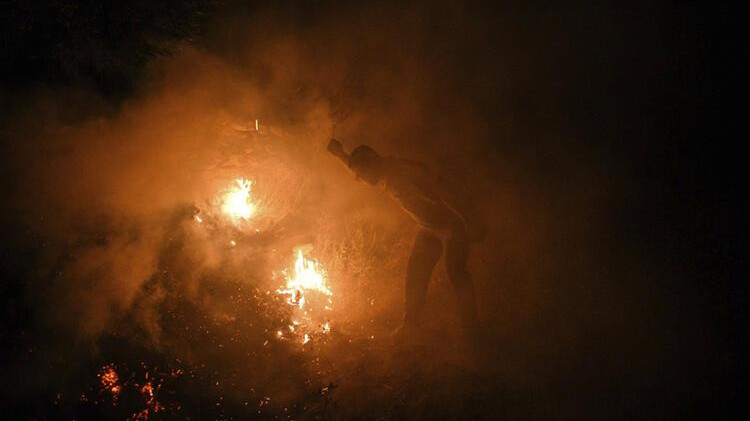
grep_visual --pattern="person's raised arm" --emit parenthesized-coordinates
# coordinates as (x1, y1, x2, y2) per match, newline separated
(327, 138, 350, 166)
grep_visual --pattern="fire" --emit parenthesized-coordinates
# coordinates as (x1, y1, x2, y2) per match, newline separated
(221, 178, 255, 221)
(275, 250, 333, 346)
(277, 250, 331, 308)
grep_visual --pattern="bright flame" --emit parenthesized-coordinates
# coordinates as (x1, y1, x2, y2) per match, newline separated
(221, 178, 255, 221)
(275, 250, 333, 346)
(277, 250, 331, 309)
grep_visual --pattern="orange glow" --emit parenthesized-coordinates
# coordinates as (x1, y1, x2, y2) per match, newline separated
(221, 178, 255, 221)
(141, 382, 154, 398)
(277, 250, 331, 309)
(275, 250, 333, 345)
(99, 365, 121, 398)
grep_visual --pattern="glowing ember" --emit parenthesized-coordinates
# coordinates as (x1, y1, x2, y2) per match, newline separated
(277, 250, 331, 309)
(98, 364, 121, 399)
(221, 178, 255, 221)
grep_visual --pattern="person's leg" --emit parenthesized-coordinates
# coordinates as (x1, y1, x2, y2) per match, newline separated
(403, 229, 443, 326)
(445, 230, 477, 331)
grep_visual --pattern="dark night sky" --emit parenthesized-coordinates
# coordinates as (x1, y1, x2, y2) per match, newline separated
(1, 1, 743, 419)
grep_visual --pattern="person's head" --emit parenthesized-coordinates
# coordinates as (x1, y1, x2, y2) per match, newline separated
(348, 145, 382, 185)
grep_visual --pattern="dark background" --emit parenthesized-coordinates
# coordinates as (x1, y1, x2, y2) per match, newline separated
(1, 1, 743, 419)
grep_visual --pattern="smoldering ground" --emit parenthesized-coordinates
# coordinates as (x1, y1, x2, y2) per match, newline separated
(1, 1, 740, 420)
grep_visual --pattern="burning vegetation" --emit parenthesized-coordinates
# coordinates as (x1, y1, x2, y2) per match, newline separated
(2, 1, 727, 420)
(0, 7, 496, 418)
(34, 117, 434, 420)
(220, 178, 256, 222)
(277, 249, 333, 309)
(277, 249, 334, 344)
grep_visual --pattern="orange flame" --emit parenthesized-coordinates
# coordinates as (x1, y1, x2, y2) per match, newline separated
(221, 178, 255, 221)
(277, 250, 331, 309)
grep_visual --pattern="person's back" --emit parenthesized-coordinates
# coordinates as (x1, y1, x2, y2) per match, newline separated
(378, 157, 465, 232)
(327, 138, 482, 338)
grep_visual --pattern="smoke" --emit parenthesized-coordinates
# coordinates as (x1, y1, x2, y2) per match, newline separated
(1, 1, 733, 419)
(2, 2, 495, 339)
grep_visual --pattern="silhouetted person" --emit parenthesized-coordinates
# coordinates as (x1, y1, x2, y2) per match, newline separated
(327, 139, 485, 338)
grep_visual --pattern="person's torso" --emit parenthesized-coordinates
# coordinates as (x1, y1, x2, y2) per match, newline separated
(381, 158, 462, 230)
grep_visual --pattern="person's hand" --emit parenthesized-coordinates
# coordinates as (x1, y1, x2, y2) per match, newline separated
(327, 138, 344, 157)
